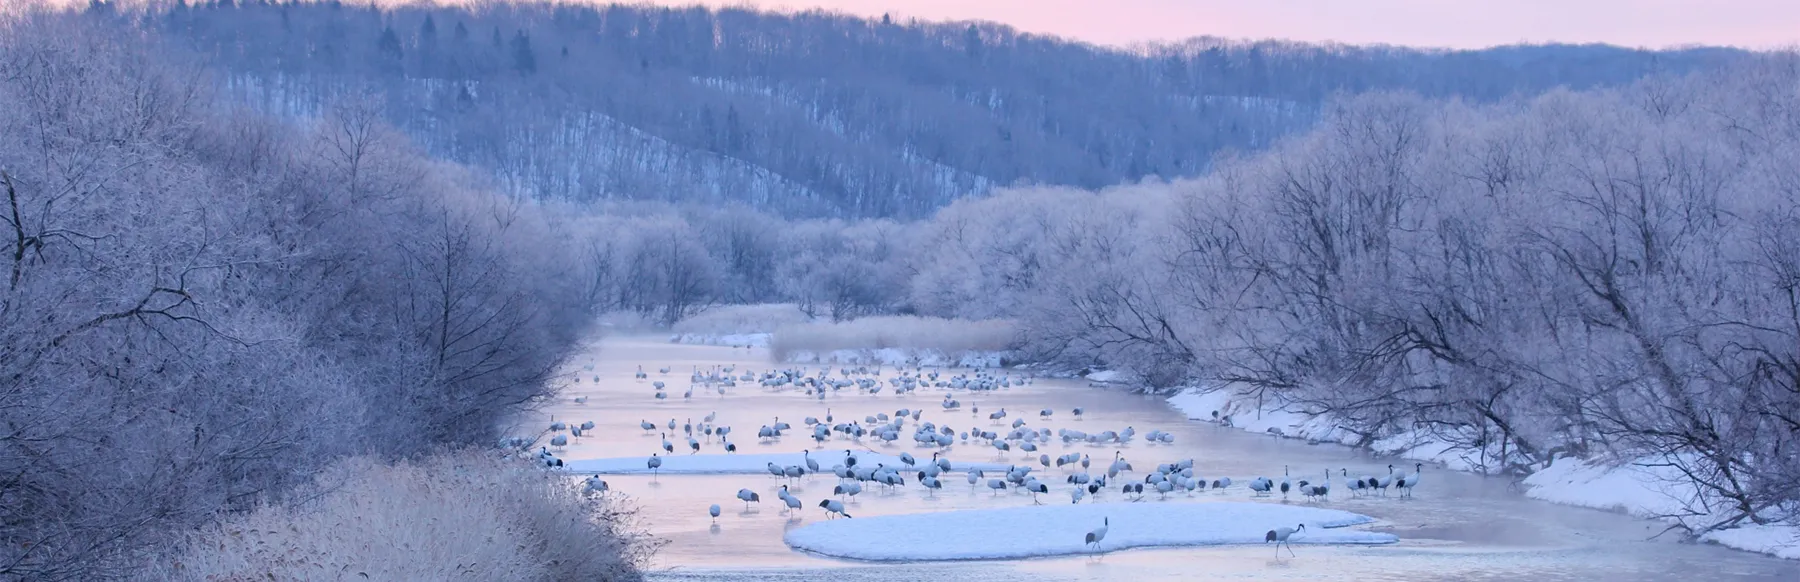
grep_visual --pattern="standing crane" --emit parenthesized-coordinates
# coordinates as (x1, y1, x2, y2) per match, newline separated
(1266, 524, 1305, 557)
(1086, 517, 1110, 551)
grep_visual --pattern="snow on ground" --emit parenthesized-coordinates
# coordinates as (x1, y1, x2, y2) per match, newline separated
(1084, 369, 1130, 383)
(1704, 525, 1800, 560)
(1520, 456, 1698, 518)
(1368, 427, 1498, 474)
(1165, 389, 1349, 445)
(669, 333, 772, 348)
(564, 450, 1016, 475)
(784, 501, 1395, 561)
(1522, 456, 1800, 560)
(1168, 386, 1800, 561)
(782, 348, 1008, 368)
(1168, 388, 1512, 472)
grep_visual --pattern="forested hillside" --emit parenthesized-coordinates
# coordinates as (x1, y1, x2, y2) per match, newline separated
(146, 0, 1744, 217)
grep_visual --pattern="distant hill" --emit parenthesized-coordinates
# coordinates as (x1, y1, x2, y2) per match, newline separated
(140, 1, 1746, 218)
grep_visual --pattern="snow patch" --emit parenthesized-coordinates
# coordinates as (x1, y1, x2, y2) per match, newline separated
(1370, 428, 1490, 474)
(1165, 389, 1348, 445)
(783, 501, 1395, 561)
(1168, 388, 1505, 471)
(1703, 525, 1800, 560)
(1084, 369, 1130, 383)
(1520, 456, 1698, 518)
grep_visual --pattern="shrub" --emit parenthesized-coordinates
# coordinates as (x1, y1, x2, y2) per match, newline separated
(156, 451, 656, 582)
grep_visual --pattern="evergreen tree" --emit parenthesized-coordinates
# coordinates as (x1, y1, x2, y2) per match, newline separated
(377, 25, 403, 62)
(419, 14, 438, 50)
(701, 106, 718, 149)
(511, 30, 536, 74)
(725, 105, 743, 153)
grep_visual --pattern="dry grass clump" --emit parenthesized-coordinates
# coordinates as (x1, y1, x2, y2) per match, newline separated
(157, 450, 657, 581)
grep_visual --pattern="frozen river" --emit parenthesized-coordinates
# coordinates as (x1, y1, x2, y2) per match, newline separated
(528, 336, 1800, 581)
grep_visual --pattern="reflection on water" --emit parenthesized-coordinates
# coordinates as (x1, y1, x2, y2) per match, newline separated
(527, 336, 1799, 581)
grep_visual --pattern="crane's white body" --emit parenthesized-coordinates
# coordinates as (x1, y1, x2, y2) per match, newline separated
(1266, 524, 1306, 557)
(1086, 517, 1110, 551)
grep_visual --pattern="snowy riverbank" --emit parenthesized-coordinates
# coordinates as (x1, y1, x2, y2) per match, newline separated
(1161, 385, 1800, 560)
(1523, 457, 1800, 559)
(784, 501, 1394, 561)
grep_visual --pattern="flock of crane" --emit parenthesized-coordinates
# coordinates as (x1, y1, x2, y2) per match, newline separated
(535, 360, 1429, 558)
(718, 446, 1426, 508)
(584, 363, 1041, 402)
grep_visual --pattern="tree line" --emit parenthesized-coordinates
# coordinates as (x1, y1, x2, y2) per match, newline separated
(142, 0, 1745, 218)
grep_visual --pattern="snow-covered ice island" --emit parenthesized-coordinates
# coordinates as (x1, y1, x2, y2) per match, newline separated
(783, 501, 1395, 561)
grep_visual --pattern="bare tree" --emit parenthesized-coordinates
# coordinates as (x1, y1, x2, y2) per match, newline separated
(0, 17, 596, 579)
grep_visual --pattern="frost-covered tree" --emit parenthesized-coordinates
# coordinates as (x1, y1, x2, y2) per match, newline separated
(0, 16, 592, 579)
(887, 59, 1800, 535)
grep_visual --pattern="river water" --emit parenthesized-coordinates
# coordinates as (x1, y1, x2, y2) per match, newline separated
(528, 336, 1799, 581)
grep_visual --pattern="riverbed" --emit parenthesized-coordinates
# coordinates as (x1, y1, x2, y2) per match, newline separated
(526, 336, 1799, 581)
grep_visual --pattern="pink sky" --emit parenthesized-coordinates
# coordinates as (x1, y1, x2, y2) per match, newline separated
(645, 0, 1800, 49)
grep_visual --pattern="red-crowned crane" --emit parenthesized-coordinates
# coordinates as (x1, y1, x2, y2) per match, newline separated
(1086, 517, 1110, 551)
(1266, 524, 1305, 557)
